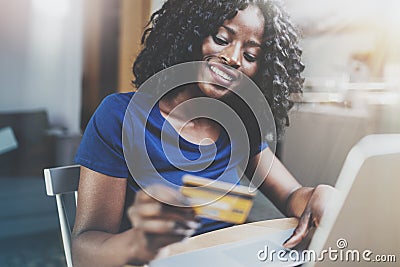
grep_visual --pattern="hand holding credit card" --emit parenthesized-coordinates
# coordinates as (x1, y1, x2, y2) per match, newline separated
(181, 175, 257, 224)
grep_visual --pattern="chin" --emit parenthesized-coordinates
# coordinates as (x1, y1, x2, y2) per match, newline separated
(197, 59, 242, 99)
(198, 82, 232, 99)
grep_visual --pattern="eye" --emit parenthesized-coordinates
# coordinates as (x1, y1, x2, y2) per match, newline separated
(244, 52, 257, 63)
(212, 35, 229, 46)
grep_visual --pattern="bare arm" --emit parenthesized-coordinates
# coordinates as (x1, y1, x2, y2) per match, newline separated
(72, 166, 197, 267)
(245, 148, 334, 248)
(245, 148, 308, 216)
(72, 166, 137, 267)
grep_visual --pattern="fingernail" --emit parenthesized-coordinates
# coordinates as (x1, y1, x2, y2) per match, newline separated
(283, 240, 294, 249)
(186, 221, 201, 229)
(283, 238, 292, 248)
(175, 228, 196, 236)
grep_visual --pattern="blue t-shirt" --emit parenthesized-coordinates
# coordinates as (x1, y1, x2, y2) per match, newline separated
(75, 92, 267, 234)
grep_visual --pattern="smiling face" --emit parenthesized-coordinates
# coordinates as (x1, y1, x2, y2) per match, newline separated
(199, 5, 265, 99)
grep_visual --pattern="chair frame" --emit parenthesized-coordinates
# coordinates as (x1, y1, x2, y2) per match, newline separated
(44, 165, 80, 267)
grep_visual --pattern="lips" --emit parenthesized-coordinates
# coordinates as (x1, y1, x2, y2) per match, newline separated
(210, 65, 233, 81)
(207, 61, 240, 87)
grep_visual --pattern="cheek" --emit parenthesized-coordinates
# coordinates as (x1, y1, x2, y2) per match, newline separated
(245, 63, 259, 79)
(201, 38, 209, 57)
(201, 37, 219, 57)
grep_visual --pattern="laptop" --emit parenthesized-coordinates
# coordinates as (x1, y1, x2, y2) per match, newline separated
(149, 134, 400, 267)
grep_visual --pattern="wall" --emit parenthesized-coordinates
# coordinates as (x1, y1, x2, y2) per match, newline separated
(151, 0, 165, 13)
(285, 0, 400, 83)
(118, 0, 151, 92)
(281, 0, 400, 187)
(0, 0, 83, 134)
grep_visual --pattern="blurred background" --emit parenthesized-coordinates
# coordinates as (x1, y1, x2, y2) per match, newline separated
(0, 0, 399, 266)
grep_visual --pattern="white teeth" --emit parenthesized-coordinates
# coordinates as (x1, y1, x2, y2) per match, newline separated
(210, 65, 233, 81)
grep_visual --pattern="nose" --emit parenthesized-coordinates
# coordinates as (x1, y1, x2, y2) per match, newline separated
(219, 43, 241, 69)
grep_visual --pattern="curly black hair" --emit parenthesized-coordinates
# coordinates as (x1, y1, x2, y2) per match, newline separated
(133, 0, 304, 140)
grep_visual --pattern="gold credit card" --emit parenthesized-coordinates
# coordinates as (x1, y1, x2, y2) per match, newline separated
(181, 175, 257, 224)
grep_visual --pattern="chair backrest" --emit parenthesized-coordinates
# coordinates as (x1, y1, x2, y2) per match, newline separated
(44, 165, 80, 267)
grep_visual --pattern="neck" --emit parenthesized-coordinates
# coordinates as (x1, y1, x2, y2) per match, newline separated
(159, 84, 204, 117)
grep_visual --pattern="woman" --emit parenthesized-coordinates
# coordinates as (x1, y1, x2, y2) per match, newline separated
(72, 0, 333, 266)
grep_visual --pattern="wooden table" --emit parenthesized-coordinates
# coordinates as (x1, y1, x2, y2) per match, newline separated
(126, 218, 298, 267)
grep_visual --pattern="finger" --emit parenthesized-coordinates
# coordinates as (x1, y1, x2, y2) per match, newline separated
(136, 219, 175, 234)
(146, 233, 188, 251)
(130, 215, 200, 234)
(129, 202, 194, 220)
(134, 186, 193, 212)
(146, 184, 190, 206)
(313, 215, 320, 228)
(161, 204, 196, 219)
(283, 212, 312, 248)
(134, 219, 198, 236)
(129, 202, 162, 217)
(127, 204, 198, 231)
(135, 189, 155, 203)
(132, 191, 195, 220)
(130, 195, 195, 218)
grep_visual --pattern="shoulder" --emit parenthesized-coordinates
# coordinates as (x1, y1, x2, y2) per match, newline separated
(75, 92, 135, 178)
(98, 92, 134, 113)
(86, 92, 136, 141)
(93, 92, 134, 123)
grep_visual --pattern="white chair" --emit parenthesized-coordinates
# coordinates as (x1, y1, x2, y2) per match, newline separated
(44, 165, 80, 267)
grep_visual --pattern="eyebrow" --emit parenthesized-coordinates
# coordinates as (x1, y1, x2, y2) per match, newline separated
(222, 25, 262, 48)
